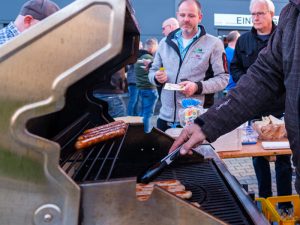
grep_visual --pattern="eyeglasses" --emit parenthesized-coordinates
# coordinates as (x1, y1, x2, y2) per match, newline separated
(162, 24, 171, 31)
(251, 11, 269, 17)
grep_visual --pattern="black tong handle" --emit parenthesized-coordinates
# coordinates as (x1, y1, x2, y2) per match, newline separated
(137, 146, 182, 184)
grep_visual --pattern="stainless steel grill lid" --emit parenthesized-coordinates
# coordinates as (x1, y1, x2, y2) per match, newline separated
(0, 0, 138, 224)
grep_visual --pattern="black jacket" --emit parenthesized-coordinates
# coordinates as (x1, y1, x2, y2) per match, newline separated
(197, 0, 300, 193)
(231, 22, 277, 83)
(230, 22, 284, 118)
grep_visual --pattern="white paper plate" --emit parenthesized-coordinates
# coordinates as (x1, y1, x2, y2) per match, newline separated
(262, 141, 290, 149)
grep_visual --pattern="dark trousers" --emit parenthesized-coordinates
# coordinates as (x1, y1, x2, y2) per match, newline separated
(252, 155, 292, 209)
(157, 118, 182, 132)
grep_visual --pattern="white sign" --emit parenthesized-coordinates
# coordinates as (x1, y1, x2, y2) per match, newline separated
(214, 14, 279, 27)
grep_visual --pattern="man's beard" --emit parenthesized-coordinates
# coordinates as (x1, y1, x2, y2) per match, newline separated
(181, 24, 196, 35)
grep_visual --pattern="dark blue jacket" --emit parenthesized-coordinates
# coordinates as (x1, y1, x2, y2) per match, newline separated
(230, 21, 284, 118)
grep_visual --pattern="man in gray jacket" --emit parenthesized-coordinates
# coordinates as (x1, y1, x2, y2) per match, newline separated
(148, 0, 229, 131)
(169, 0, 300, 196)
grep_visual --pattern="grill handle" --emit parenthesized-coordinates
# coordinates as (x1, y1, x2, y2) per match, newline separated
(137, 146, 182, 184)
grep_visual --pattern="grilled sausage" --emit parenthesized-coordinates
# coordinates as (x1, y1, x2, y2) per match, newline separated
(136, 190, 192, 201)
(136, 180, 192, 201)
(136, 184, 186, 196)
(191, 202, 201, 208)
(148, 179, 181, 187)
(75, 127, 126, 150)
(137, 195, 149, 201)
(83, 120, 125, 134)
(172, 190, 192, 199)
(78, 123, 127, 140)
(161, 184, 186, 192)
(136, 179, 181, 189)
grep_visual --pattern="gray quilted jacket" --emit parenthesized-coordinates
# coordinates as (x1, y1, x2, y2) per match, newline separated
(148, 25, 229, 123)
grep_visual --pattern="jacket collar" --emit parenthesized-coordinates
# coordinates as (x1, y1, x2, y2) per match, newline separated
(164, 25, 206, 65)
(166, 25, 206, 42)
(138, 49, 152, 57)
(290, 0, 300, 10)
(251, 21, 277, 37)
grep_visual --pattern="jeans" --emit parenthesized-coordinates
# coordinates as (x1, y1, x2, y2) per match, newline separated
(139, 88, 158, 133)
(93, 93, 126, 118)
(252, 155, 292, 209)
(127, 84, 140, 116)
(295, 168, 300, 195)
(157, 118, 182, 132)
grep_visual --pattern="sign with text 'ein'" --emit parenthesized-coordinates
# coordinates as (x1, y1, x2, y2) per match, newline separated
(214, 14, 279, 27)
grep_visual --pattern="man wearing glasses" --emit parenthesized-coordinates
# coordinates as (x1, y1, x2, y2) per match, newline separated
(231, 0, 277, 83)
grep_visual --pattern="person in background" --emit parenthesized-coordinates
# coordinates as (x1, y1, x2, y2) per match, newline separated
(222, 36, 228, 48)
(0, 0, 60, 46)
(158, 18, 180, 99)
(169, 0, 296, 215)
(224, 30, 240, 92)
(93, 68, 128, 118)
(160, 17, 179, 99)
(135, 38, 159, 133)
(162, 17, 179, 37)
(230, 0, 292, 207)
(127, 41, 143, 116)
(148, 0, 229, 132)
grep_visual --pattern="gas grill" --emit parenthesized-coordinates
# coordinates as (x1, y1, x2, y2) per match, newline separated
(0, 0, 268, 224)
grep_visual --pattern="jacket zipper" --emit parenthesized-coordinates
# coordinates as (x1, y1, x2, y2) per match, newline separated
(172, 40, 201, 124)
(165, 26, 205, 124)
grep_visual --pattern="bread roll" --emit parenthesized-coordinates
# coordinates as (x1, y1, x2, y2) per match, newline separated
(252, 115, 286, 140)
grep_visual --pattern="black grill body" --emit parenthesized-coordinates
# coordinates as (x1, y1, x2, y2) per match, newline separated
(54, 114, 267, 224)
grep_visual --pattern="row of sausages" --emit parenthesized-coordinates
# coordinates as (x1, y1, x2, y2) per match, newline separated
(75, 120, 127, 150)
(136, 179, 195, 203)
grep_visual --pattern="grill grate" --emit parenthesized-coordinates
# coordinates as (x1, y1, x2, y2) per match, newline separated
(59, 124, 128, 183)
(155, 160, 253, 225)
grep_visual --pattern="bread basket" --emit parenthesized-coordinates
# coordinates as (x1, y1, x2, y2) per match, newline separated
(252, 115, 287, 140)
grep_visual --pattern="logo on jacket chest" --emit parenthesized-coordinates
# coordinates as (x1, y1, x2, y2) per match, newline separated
(191, 48, 204, 60)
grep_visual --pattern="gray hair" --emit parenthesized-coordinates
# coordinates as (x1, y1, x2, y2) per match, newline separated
(227, 31, 240, 43)
(249, 0, 275, 14)
(163, 17, 179, 28)
(144, 38, 158, 49)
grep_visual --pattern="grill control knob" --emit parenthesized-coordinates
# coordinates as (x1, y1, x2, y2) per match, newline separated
(34, 204, 62, 225)
(44, 213, 53, 222)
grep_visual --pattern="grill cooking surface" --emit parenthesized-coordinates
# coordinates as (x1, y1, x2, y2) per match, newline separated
(155, 160, 253, 225)
(58, 123, 256, 225)
(60, 133, 126, 182)
(59, 123, 170, 182)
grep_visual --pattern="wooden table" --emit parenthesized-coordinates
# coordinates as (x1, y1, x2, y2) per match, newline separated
(217, 141, 292, 159)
